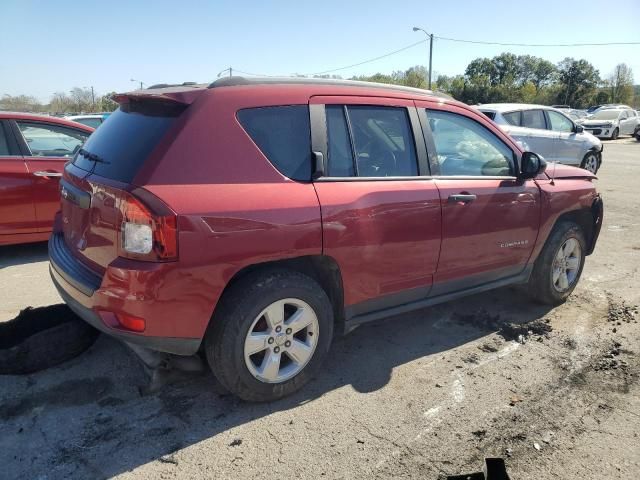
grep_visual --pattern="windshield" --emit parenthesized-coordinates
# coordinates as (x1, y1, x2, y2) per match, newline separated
(591, 110, 621, 120)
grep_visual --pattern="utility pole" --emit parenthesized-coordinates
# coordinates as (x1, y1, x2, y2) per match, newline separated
(217, 67, 233, 78)
(413, 27, 434, 90)
(130, 78, 145, 90)
(91, 86, 95, 110)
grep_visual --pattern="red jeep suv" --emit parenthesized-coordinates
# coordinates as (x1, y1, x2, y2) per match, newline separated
(50, 77, 602, 401)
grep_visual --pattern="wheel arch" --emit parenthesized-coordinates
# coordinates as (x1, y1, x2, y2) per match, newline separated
(213, 255, 346, 334)
(548, 205, 600, 257)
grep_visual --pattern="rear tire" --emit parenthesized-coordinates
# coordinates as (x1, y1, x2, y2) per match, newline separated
(527, 221, 586, 305)
(204, 269, 334, 402)
(580, 151, 599, 174)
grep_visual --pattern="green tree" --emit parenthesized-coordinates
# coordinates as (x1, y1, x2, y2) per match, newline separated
(556, 58, 600, 108)
(98, 92, 119, 112)
(608, 63, 634, 104)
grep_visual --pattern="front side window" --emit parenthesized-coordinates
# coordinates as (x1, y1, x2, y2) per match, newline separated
(547, 111, 574, 133)
(502, 111, 521, 126)
(325, 105, 418, 177)
(427, 110, 513, 177)
(521, 109, 546, 130)
(17, 122, 88, 157)
(237, 105, 312, 181)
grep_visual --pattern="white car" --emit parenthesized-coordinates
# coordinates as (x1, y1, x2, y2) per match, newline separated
(581, 108, 640, 140)
(477, 103, 603, 174)
(64, 114, 107, 129)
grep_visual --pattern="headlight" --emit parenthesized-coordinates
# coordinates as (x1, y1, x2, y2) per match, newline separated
(603, 122, 613, 128)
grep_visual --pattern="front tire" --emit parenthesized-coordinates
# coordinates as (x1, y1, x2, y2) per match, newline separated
(611, 128, 619, 140)
(205, 269, 334, 402)
(580, 151, 599, 174)
(528, 221, 586, 305)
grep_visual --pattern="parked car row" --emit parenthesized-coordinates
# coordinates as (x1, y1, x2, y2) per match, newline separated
(477, 103, 603, 173)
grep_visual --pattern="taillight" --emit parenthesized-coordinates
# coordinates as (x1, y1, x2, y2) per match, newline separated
(117, 189, 178, 261)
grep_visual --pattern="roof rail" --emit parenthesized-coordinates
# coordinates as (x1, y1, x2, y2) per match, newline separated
(147, 82, 202, 90)
(208, 76, 452, 99)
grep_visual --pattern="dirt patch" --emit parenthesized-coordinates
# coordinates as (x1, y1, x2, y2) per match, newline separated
(606, 296, 638, 324)
(454, 308, 553, 342)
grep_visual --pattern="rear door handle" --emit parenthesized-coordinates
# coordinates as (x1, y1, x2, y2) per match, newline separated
(33, 171, 62, 178)
(448, 194, 477, 204)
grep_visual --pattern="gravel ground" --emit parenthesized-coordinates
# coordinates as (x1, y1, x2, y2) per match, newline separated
(0, 137, 638, 479)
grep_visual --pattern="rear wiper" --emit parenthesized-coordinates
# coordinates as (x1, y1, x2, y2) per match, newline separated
(78, 148, 110, 164)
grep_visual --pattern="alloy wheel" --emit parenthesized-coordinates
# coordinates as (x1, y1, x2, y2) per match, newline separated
(583, 153, 598, 174)
(244, 298, 319, 383)
(551, 237, 582, 292)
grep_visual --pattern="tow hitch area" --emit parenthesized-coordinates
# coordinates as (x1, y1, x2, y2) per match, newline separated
(446, 457, 511, 480)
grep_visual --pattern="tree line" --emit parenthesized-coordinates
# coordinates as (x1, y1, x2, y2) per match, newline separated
(350, 54, 636, 109)
(0, 87, 118, 114)
(1, 54, 636, 113)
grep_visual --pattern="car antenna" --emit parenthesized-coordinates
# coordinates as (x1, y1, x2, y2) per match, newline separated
(550, 160, 557, 186)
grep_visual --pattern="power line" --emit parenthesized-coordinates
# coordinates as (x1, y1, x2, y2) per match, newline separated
(231, 35, 640, 81)
(434, 35, 640, 47)
(308, 40, 426, 76)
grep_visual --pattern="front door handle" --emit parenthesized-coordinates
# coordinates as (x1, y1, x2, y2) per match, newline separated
(33, 171, 62, 178)
(448, 194, 477, 204)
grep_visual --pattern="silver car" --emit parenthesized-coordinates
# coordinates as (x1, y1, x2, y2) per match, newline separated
(581, 108, 640, 140)
(477, 103, 603, 174)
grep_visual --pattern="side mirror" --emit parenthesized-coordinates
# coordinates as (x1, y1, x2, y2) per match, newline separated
(520, 151, 547, 179)
(574, 124, 584, 133)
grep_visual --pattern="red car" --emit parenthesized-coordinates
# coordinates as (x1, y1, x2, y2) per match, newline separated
(0, 112, 93, 246)
(50, 78, 602, 401)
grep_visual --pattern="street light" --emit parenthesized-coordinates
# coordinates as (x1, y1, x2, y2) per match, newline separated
(413, 27, 434, 90)
(130, 78, 145, 89)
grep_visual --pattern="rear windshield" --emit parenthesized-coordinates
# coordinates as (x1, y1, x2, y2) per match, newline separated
(72, 100, 184, 183)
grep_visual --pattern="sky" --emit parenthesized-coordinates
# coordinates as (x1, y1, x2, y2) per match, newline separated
(1, 0, 639, 102)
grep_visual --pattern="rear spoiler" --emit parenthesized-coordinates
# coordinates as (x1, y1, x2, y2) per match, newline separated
(112, 86, 205, 106)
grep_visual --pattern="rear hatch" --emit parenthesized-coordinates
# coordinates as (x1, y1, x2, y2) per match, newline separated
(60, 87, 201, 274)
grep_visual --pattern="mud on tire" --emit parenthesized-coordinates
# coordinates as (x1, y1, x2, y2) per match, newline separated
(528, 221, 586, 306)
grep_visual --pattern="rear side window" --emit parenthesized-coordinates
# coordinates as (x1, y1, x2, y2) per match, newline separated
(521, 109, 546, 129)
(480, 111, 496, 120)
(502, 111, 521, 126)
(325, 105, 418, 177)
(72, 100, 184, 183)
(0, 123, 10, 155)
(75, 118, 102, 129)
(237, 106, 312, 181)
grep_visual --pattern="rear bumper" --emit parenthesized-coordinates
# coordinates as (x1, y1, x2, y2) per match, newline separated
(49, 234, 202, 355)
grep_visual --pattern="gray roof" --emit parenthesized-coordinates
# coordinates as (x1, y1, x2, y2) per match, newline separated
(208, 76, 452, 99)
(478, 103, 562, 112)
